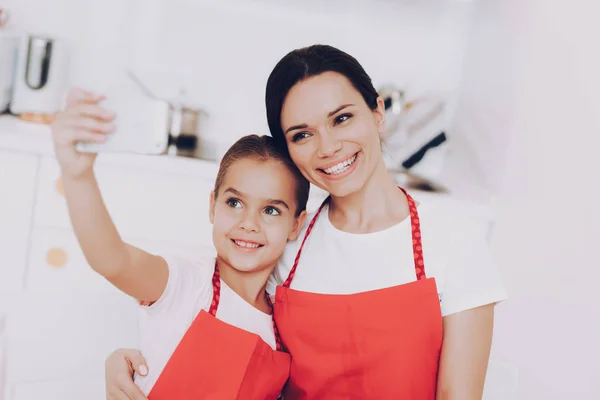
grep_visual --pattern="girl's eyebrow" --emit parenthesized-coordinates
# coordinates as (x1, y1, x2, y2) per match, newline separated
(223, 187, 290, 210)
(266, 199, 290, 210)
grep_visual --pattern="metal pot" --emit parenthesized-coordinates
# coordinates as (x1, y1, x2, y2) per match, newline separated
(167, 102, 216, 160)
(126, 70, 216, 160)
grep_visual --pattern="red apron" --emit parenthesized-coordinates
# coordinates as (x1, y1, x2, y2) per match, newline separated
(149, 262, 290, 400)
(274, 188, 443, 399)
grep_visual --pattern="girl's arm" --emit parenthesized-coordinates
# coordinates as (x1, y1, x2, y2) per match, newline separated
(52, 88, 167, 303)
(62, 174, 167, 302)
(436, 304, 494, 399)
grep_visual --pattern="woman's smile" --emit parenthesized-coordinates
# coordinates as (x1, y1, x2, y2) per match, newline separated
(317, 151, 360, 180)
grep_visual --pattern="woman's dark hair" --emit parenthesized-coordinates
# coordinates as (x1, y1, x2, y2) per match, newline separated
(265, 44, 379, 151)
(214, 134, 309, 216)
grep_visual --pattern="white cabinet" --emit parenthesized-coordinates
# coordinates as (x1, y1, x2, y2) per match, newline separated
(26, 227, 217, 294)
(6, 291, 139, 386)
(0, 151, 38, 294)
(33, 156, 215, 247)
(26, 228, 119, 294)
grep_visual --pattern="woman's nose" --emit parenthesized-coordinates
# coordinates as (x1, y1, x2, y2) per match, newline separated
(316, 131, 342, 158)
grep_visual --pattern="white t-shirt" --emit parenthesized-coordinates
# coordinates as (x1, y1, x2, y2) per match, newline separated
(266, 201, 507, 317)
(134, 255, 277, 396)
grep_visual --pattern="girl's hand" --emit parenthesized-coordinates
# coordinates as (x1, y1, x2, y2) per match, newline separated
(105, 348, 149, 400)
(50, 88, 116, 180)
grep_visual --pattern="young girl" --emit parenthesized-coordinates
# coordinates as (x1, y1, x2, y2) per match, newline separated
(50, 94, 308, 399)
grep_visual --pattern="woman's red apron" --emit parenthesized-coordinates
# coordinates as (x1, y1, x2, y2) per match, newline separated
(149, 262, 290, 399)
(274, 188, 443, 399)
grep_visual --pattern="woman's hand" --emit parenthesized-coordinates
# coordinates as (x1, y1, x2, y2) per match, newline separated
(105, 348, 149, 400)
(50, 88, 115, 180)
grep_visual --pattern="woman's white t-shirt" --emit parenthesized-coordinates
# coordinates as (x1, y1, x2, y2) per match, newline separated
(266, 201, 507, 317)
(134, 255, 277, 395)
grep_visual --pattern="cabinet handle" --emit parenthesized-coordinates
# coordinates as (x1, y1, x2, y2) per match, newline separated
(56, 177, 64, 197)
(47, 248, 68, 268)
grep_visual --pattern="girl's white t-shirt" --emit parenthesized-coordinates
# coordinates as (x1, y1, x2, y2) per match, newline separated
(134, 255, 276, 396)
(266, 201, 508, 317)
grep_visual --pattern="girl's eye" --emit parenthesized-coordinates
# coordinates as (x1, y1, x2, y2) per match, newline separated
(264, 206, 281, 216)
(291, 132, 310, 143)
(334, 113, 352, 125)
(226, 198, 242, 208)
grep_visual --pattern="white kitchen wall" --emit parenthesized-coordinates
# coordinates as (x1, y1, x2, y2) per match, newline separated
(481, 0, 600, 399)
(2, 0, 474, 156)
(440, 0, 527, 203)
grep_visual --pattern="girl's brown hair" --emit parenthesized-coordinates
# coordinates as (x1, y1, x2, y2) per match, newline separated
(213, 134, 310, 216)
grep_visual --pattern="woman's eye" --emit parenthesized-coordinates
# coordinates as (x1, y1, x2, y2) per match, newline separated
(264, 206, 281, 216)
(291, 132, 310, 143)
(226, 198, 242, 208)
(334, 113, 352, 125)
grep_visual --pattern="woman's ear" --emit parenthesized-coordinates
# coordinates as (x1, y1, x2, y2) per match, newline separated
(209, 191, 216, 224)
(374, 96, 386, 135)
(288, 210, 308, 241)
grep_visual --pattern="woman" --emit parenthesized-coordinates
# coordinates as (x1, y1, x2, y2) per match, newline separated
(105, 44, 507, 399)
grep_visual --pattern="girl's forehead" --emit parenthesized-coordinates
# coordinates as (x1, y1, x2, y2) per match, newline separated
(220, 159, 296, 200)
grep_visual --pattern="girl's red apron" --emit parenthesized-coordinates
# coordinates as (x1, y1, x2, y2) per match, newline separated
(274, 188, 443, 399)
(149, 262, 290, 400)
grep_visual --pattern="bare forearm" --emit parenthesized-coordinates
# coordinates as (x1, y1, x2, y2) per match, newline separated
(436, 305, 494, 399)
(62, 172, 129, 278)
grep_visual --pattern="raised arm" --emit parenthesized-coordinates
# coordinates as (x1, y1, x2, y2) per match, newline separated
(51, 88, 167, 302)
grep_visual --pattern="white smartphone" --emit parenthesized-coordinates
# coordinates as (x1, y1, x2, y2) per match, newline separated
(75, 95, 171, 155)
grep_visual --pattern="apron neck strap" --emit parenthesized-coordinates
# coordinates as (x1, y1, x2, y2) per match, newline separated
(210, 261, 285, 352)
(402, 188, 426, 281)
(283, 187, 426, 289)
(209, 260, 222, 316)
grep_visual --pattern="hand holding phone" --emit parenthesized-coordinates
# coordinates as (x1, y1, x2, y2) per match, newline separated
(74, 92, 170, 155)
(50, 88, 114, 179)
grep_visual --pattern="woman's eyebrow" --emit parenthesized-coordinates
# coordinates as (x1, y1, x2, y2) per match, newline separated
(328, 104, 354, 117)
(284, 104, 355, 135)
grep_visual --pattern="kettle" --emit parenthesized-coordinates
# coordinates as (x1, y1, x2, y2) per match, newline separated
(9, 35, 70, 115)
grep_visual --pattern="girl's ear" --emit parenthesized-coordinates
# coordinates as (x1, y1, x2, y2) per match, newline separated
(288, 210, 307, 241)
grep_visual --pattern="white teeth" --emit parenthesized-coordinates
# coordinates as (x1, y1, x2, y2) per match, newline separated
(323, 154, 357, 175)
(234, 240, 260, 249)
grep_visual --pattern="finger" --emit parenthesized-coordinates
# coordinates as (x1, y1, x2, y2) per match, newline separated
(66, 87, 105, 107)
(117, 376, 148, 400)
(69, 103, 115, 121)
(69, 129, 109, 144)
(67, 117, 116, 134)
(125, 349, 149, 377)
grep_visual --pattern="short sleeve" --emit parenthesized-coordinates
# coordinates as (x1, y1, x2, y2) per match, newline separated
(141, 254, 214, 315)
(440, 232, 508, 317)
